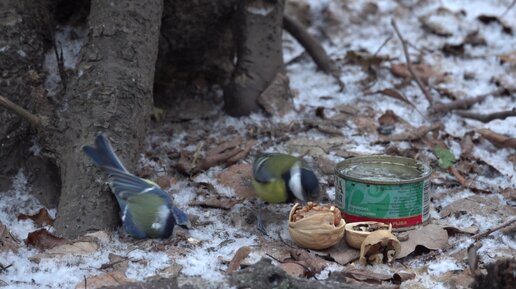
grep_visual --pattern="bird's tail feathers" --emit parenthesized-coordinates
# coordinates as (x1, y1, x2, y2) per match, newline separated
(83, 134, 128, 172)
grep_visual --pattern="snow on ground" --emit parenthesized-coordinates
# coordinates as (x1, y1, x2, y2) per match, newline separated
(1, 0, 515, 288)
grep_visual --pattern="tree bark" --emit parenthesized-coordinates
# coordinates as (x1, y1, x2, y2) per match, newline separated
(224, 0, 286, 116)
(51, 0, 163, 238)
(0, 0, 51, 194)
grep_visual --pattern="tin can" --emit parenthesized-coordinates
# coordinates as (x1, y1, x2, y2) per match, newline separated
(335, 155, 432, 230)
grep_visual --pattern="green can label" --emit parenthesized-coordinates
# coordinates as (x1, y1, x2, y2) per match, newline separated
(335, 174, 430, 228)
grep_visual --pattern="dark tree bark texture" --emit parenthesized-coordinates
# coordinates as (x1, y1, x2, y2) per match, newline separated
(0, 0, 52, 198)
(224, 0, 286, 116)
(154, 0, 237, 107)
(50, 0, 163, 238)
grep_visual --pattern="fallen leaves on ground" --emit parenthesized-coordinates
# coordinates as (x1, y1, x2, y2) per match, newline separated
(75, 271, 133, 289)
(476, 128, 516, 149)
(216, 163, 255, 200)
(25, 229, 66, 251)
(18, 208, 54, 227)
(397, 224, 450, 259)
(190, 182, 240, 210)
(0, 223, 19, 252)
(342, 267, 415, 285)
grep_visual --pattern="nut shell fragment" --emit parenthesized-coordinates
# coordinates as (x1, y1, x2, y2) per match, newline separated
(359, 230, 400, 265)
(345, 221, 391, 249)
(288, 203, 345, 250)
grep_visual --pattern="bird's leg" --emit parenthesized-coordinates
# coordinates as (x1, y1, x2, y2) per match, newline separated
(256, 201, 268, 236)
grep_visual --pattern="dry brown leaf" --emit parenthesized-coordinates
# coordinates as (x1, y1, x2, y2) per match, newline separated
(476, 128, 516, 149)
(397, 224, 449, 258)
(378, 110, 399, 126)
(497, 51, 516, 65)
(216, 163, 255, 200)
(227, 246, 251, 273)
(420, 8, 459, 37)
(379, 123, 442, 143)
(460, 133, 475, 159)
(279, 262, 307, 278)
(501, 187, 516, 202)
(392, 272, 416, 284)
(190, 182, 240, 210)
(435, 270, 475, 288)
(345, 50, 388, 68)
(391, 63, 444, 84)
(290, 248, 328, 274)
(257, 73, 293, 116)
(75, 271, 132, 289)
(443, 225, 479, 236)
(18, 208, 54, 227)
(25, 229, 66, 251)
(315, 239, 360, 265)
(100, 253, 129, 272)
(343, 268, 393, 283)
(440, 195, 516, 221)
(352, 116, 378, 135)
(0, 223, 19, 252)
(286, 137, 345, 157)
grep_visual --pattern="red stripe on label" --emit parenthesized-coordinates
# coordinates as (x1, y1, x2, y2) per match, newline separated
(342, 213, 423, 228)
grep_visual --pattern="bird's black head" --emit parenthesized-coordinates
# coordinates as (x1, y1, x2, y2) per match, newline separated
(301, 168, 320, 201)
(160, 213, 177, 239)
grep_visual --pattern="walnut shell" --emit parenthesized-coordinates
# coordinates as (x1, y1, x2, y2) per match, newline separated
(344, 221, 392, 249)
(288, 203, 345, 250)
(359, 230, 400, 265)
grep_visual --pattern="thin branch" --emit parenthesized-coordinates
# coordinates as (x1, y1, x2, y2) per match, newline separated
(456, 108, 516, 122)
(373, 34, 393, 56)
(0, 95, 42, 127)
(500, 0, 516, 18)
(472, 217, 516, 240)
(429, 89, 502, 114)
(283, 14, 345, 91)
(391, 19, 433, 104)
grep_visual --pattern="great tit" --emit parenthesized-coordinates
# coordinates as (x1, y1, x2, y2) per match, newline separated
(252, 153, 320, 233)
(83, 134, 190, 239)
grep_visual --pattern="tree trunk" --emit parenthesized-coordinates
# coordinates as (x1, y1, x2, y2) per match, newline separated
(0, 0, 51, 196)
(51, 0, 163, 238)
(224, 0, 286, 116)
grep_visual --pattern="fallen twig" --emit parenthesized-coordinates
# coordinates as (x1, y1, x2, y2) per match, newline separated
(429, 90, 502, 114)
(378, 123, 442, 143)
(373, 34, 393, 56)
(448, 165, 493, 193)
(500, 0, 516, 18)
(472, 217, 516, 240)
(283, 14, 345, 91)
(456, 108, 516, 122)
(391, 19, 433, 104)
(0, 94, 43, 127)
(227, 246, 251, 273)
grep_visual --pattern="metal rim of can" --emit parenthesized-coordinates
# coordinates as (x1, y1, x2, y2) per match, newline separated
(334, 155, 432, 185)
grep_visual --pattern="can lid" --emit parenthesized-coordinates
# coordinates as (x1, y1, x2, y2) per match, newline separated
(335, 155, 432, 185)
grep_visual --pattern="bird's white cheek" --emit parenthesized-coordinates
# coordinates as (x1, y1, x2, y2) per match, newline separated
(289, 165, 304, 201)
(151, 205, 170, 231)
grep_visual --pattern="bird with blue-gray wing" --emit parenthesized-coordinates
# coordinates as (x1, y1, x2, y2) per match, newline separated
(252, 153, 320, 234)
(83, 134, 190, 239)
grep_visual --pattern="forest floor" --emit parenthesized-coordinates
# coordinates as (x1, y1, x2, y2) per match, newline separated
(1, 0, 515, 288)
